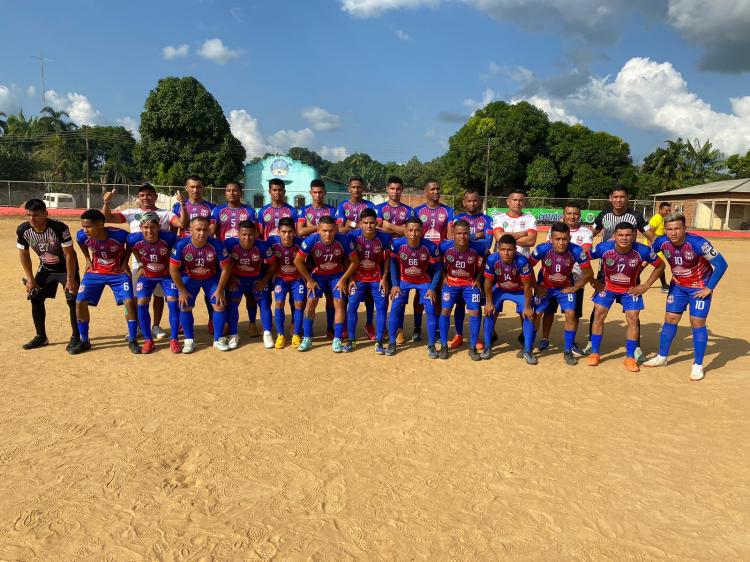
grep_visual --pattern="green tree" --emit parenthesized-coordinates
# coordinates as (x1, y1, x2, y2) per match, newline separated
(726, 150, 750, 178)
(38, 106, 76, 133)
(326, 152, 386, 190)
(683, 139, 723, 185)
(524, 156, 558, 197)
(286, 147, 332, 176)
(134, 76, 245, 187)
(0, 112, 7, 135)
(0, 143, 36, 179)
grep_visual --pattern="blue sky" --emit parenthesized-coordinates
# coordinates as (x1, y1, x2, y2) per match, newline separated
(2, 0, 750, 163)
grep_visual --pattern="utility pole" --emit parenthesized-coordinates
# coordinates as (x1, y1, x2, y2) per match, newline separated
(85, 128, 91, 208)
(483, 133, 495, 213)
(31, 53, 54, 108)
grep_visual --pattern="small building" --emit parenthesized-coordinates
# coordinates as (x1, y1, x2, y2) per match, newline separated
(244, 155, 348, 210)
(653, 179, 750, 230)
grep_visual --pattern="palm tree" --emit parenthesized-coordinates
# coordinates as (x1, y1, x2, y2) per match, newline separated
(39, 106, 77, 133)
(684, 139, 722, 184)
(654, 138, 687, 189)
(0, 112, 7, 135)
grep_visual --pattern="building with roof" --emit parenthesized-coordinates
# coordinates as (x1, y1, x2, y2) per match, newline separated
(653, 178, 750, 230)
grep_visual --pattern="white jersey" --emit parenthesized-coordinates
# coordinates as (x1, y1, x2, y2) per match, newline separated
(547, 225, 593, 280)
(116, 208, 176, 233)
(492, 212, 537, 257)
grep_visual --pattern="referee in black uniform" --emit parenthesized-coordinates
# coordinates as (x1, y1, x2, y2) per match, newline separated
(17, 199, 80, 351)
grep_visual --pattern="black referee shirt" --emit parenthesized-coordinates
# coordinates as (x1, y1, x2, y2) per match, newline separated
(593, 208, 650, 242)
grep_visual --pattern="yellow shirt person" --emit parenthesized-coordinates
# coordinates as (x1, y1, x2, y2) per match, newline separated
(650, 203, 672, 291)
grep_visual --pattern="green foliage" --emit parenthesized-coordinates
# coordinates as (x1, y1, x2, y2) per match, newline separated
(0, 143, 37, 179)
(287, 147, 332, 176)
(524, 156, 558, 196)
(726, 150, 750, 178)
(326, 152, 387, 189)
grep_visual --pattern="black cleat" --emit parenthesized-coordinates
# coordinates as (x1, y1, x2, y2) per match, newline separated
(385, 343, 396, 356)
(523, 352, 539, 365)
(480, 347, 492, 360)
(68, 340, 92, 355)
(427, 345, 438, 359)
(23, 335, 49, 350)
(66, 336, 80, 353)
(517, 333, 525, 345)
(128, 340, 142, 354)
(468, 347, 481, 361)
(438, 346, 449, 360)
(563, 351, 578, 365)
(411, 329, 422, 343)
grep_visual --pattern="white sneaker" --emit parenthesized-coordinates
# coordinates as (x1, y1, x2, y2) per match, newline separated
(634, 347, 645, 363)
(182, 339, 195, 354)
(643, 354, 667, 367)
(263, 330, 274, 349)
(690, 364, 705, 381)
(213, 337, 230, 352)
(582, 340, 592, 355)
(227, 335, 239, 350)
(151, 325, 168, 340)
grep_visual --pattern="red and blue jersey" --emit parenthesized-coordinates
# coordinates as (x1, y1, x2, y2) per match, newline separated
(299, 204, 335, 226)
(225, 238, 275, 277)
(375, 201, 413, 226)
(439, 240, 488, 287)
(453, 212, 493, 240)
(173, 200, 217, 237)
(484, 253, 532, 292)
(267, 235, 303, 282)
(77, 227, 129, 275)
(414, 204, 454, 243)
(170, 237, 229, 280)
(590, 241, 660, 293)
(653, 234, 720, 289)
(298, 232, 356, 276)
(391, 237, 441, 285)
(259, 203, 298, 239)
(530, 242, 590, 289)
(335, 200, 376, 226)
(127, 230, 177, 278)
(210, 204, 257, 241)
(350, 229, 392, 282)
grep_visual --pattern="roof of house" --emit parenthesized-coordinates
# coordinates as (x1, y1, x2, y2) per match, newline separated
(654, 178, 750, 197)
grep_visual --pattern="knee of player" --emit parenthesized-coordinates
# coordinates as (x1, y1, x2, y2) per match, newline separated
(689, 316, 707, 329)
(137, 297, 151, 306)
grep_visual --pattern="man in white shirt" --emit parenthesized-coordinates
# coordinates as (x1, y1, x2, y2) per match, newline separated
(492, 189, 538, 256)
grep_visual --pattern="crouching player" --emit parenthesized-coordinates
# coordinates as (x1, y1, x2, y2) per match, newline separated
(482, 234, 536, 363)
(73, 209, 139, 354)
(169, 216, 231, 353)
(587, 222, 665, 372)
(268, 217, 305, 348)
(127, 211, 180, 354)
(225, 221, 276, 349)
(643, 212, 728, 381)
(344, 208, 391, 353)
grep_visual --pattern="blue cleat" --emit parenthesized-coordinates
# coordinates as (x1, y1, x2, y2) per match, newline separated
(375, 342, 385, 354)
(298, 337, 313, 352)
(332, 338, 344, 353)
(537, 338, 550, 352)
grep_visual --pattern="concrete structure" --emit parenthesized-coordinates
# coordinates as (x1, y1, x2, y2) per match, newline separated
(653, 179, 750, 230)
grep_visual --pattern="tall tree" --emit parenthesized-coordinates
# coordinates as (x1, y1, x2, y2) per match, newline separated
(726, 150, 750, 178)
(287, 147, 332, 176)
(326, 152, 386, 190)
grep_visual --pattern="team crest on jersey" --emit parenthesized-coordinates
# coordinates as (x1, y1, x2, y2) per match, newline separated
(598, 290, 606, 297)
(333, 247, 342, 256)
(220, 213, 228, 221)
(383, 211, 391, 220)
(606, 258, 615, 266)
(579, 251, 586, 260)
(629, 259, 639, 268)
(185, 253, 193, 262)
(467, 254, 475, 263)
(400, 252, 408, 260)
(419, 214, 428, 222)
(315, 249, 322, 257)
(443, 292, 450, 301)
(356, 243, 362, 252)
(502, 221, 509, 228)
(264, 213, 271, 222)
(438, 211, 446, 221)
(544, 258, 552, 267)
(664, 250, 671, 258)
(345, 209, 351, 217)
(251, 253, 259, 261)
(274, 250, 282, 257)
(136, 281, 144, 291)
(159, 246, 168, 255)
(446, 254, 455, 262)
(78, 284, 85, 293)
(307, 213, 314, 221)
(275, 285, 282, 293)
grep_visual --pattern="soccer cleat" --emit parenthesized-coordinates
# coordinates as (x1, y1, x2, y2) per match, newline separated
(571, 343, 586, 358)
(395, 329, 405, 345)
(141, 339, 155, 354)
(23, 335, 49, 350)
(537, 338, 550, 352)
(476, 341, 484, 351)
(690, 364, 705, 381)
(516, 349, 525, 359)
(523, 352, 539, 365)
(587, 353, 601, 367)
(291, 334, 302, 348)
(275, 334, 286, 349)
(169, 339, 181, 354)
(263, 331, 274, 349)
(468, 348, 482, 362)
(228, 335, 239, 350)
(660, 286, 669, 293)
(634, 347, 645, 363)
(581, 340, 593, 356)
(298, 337, 312, 352)
(68, 340, 92, 355)
(326, 329, 334, 340)
(438, 346, 449, 360)
(151, 325, 167, 340)
(66, 336, 80, 353)
(128, 340, 142, 354)
(624, 357, 640, 372)
(563, 351, 578, 365)
(331, 338, 344, 353)
(213, 338, 230, 352)
(385, 343, 396, 356)
(479, 347, 492, 360)
(365, 324, 376, 341)
(411, 329, 422, 343)
(643, 354, 668, 367)
(375, 342, 385, 355)
(208, 319, 214, 335)
(342, 340, 355, 353)
(427, 345, 438, 359)
(182, 339, 195, 354)
(248, 323, 259, 337)
(449, 334, 464, 349)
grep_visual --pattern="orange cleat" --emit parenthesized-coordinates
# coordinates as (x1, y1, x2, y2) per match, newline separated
(624, 357, 640, 372)
(141, 339, 155, 354)
(169, 339, 181, 354)
(449, 334, 464, 349)
(395, 329, 405, 345)
(476, 341, 484, 351)
(587, 353, 601, 366)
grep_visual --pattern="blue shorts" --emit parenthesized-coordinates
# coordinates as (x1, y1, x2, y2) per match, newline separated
(492, 289, 527, 314)
(182, 276, 221, 308)
(592, 289, 644, 311)
(274, 278, 306, 303)
(393, 282, 434, 308)
(666, 284, 711, 318)
(534, 287, 576, 313)
(442, 284, 481, 311)
(135, 276, 177, 299)
(228, 275, 271, 303)
(349, 280, 387, 309)
(77, 272, 133, 306)
(311, 273, 344, 299)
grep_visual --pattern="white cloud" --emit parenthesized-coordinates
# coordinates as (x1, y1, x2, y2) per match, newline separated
(267, 128, 316, 152)
(319, 146, 350, 162)
(463, 88, 496, 112)
(393, 28, 411, 40)
(162, 44, 189, 60)
(45, 90, 100, 125)
(301, 106, 342, 131)
(26, 85, 36, 98)
(116, 116, 141, 140)
(229, 109, 273, 158)
(0, 85, 20, 114)
(485, 62, 534, 84)
(342, 0, 439, 17)
(511, 94, 581, 125)
(198, 38, 241, 64)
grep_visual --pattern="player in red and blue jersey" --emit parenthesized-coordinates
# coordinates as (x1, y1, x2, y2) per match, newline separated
(482, 234, 536, 364)
(529, 222, 593, 365)
(438, 220, 487, 360)
(169, 216, 232, 353)
(376, 176, 414, 237)
(209, 182, 258, 241)
(259, 178, 298, 239)
(173, 175, 217, 238)
(294, 216, 359, 352)
(73, 209, 139, 355)
(225, 221, 276, 350)
(587, 222, 665, 372)
(387, 217, 443, 358)
(268, 217, 306, 349)
(643, 213, 728, 381)
(127, 212, 180, 354)
(344, 208, 391, 353)
(335, 176, 376, 234)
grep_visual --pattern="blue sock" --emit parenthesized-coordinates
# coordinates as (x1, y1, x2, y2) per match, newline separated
(439, 315, 450, 347)
(658, 323, 678, 357)
(212, 309, 226, 341)
(388, 302, 402, 344)
(127, 319, 138, 341)
(259, 301, 272, 332)
(454, 303, 465, 337)
(247, 299, 257, 324)
(484, 315, 494, 348)
(347, 302, 358, 339)
(274, 306, 285, 335)
(167, 301, 180, 340)
(425, 303, 437, 346)
(564, 329, 576, 352)
(326, 305, 334, 332)
(77, 320, 90, 342)
(522, 317, 535, 353)
(228, 301, 240, 336)
(303, 316, 314, 338)
(137, 304, 152, 341)
(625, 339, 638, 358)
(334, 321, 344, 340)
(376, 301, 387, 342)
(180, 311, 194, 340)
(293, 308, 304, 336)
(469, 314, 481, 349)
(591, 333, 603, 354)
(692, 326, 708, 364)
(365, 298, 374, 327)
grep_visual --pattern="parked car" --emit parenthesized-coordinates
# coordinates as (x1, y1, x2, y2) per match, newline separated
(42, 192, 77, 209)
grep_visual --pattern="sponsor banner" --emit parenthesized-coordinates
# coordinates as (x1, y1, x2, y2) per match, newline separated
(488, 207, 599, 224)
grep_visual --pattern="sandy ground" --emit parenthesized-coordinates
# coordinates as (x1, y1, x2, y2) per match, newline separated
(0, 216, 748, 561)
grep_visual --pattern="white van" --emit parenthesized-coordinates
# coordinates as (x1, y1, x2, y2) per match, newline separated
(42, 192, 77, 209)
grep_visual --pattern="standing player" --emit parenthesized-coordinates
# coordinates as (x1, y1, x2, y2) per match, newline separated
(387, 217, 442, 358)
(643, 213, 728, 381)
(648, 201, 672, 292)
(169, 217, 232, 353)
(173, 175, 217, 237)
(529, 223, 593, 365)
(268, 218, 305, 349)
(344, 208, 391, 353)
(492, 189, 537, 257)
(438, 220, 487, 360)
(259, 178, 298, 239)
(587, 223, 665, 372)
(294, 216, 359, 352)
(224, 221, 276, 350)
(481, 234, 536, 364)
(72, 209, 139, 355)
(17, 199, 79, 351)
(127, 212, 180, 354)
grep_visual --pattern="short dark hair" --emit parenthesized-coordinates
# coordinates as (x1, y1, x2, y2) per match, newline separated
(498, 234, 516, 246)
(610, 183, 628, 196)
(348, 176, 364, 185)
(423, 179, 439, 189)
(138, 182, 157, 194)
(24, 198, 46, 212)
(318, 215, 336, 226)
(615, 221, 635, 232)
(406, 216, 423, 227)
(453, 219, 470, 230)
(550, 222, 570, 235)
(186, 175, 203, 184)
(239, 220, 257, 232)
(360, 208, 377, 221)
(81, 209, 105, 223)
(310, 179, 325, 189)
(464, 188, 481, 197)
(508, 189, 526, 197)
(190, 215, 209, 225)
(659, 201, 672, 209)
(269, 178, 285, 188)
(226, 181, 243, 189)
(277, 217, 295, 230)
(563, 201, 581, 210)
(386, 176, 403, 186)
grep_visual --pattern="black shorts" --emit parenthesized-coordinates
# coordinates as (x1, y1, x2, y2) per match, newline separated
(33, 268, 80, 301)
(543, 286, 584, 319)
